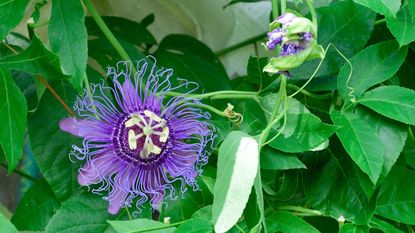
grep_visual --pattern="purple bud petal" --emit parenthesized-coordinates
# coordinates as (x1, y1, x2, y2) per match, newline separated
(276, 13, 297, 26)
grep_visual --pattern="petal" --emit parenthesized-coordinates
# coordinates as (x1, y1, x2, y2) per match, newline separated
(59, 118, 82, 137)
(108, 187, 128, 215)
(77, 153, 118, 186)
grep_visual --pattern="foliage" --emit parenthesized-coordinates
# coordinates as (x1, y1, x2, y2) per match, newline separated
(1, 0, 415, 232)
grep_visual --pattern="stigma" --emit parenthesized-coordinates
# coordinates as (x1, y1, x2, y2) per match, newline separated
(124, 110, 169, 159)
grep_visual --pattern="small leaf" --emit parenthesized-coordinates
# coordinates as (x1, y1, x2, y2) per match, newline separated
(45, 192, 118, 233)
(339, 224, 368, 233)
(212, 131, 259, 233)
(108, 219, 175, 233)
(370, 218, 403, 233)
(359, 86, 415, 126)
(376, 167, 415, 224)
(0, 35, 70, 81)
(260, 147, 306, 170)
(337, 40, 407, 101)
(0, 212, 18, 233)
(11, 180, 60, 231)
(386, 3, 415, 46)
(331, 110, 383, 183)
(352, 0, 400, 17)
(0, 0, 29, 40)
(0, 69, 27, 172)
(49, 0, 88, 90)
(174, 218, 214, 233)
(266, 211, 319, 233)
(247, 56, 268, 85)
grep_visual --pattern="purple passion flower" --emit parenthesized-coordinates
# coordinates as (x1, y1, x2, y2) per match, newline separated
(59, 57, 213, 215)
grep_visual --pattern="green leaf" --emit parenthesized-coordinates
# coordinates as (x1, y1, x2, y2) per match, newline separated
(386, 3, 415, 46)
(260, 147, 306, 170)
(253, 168, 266, 233)
(11, 180, 60, 231)
(352, 0, 400, 17)
(49, 0, 87, 90)
(266, 211, 319, 233)
(191, 205, 212, 220)
(174, 218, 214, 233)
(0, 212, 18, 233)
(28, 80, 80, 201)
(339, 224, 368, 233)
(359, 86, 415, 125)
(155, 34, 231, 92)
(355, 107, 408, 176)
(306, 150, 375, 225)
(212, 131, 259, 233)
(108, 219, 175, 233)
(370, 218, 403, 233)
(0, 35, 69, 81)
(159, 181, 213, 223)
(337, 40, 407, 101)
(45, 192, 120, 233)
(0, 69, 27, 172)
(0, 0, 29, 40)
(376, 166, 415, 224)
(331, 110, 383, 183)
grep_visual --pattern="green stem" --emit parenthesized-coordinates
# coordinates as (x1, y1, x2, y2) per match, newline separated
(258, 75, 287, 146)
(83, 73, 101, 120)
(215, 33, 267, 56)
(305, 0, 318, 31)
(83, 0, 132, 62)
(166, 90, 258, 100)
(374, 18, 386, 25)
(198, 104, 226, 117)
(125, 207, 132, 221)
(271, 0, 279, 18)
(277, 206, 322, 216)
(0, 162, 38, 182)
(132, 220, 188, 233)
(280, 0, 287, 14)
(287, 84, 332, 99)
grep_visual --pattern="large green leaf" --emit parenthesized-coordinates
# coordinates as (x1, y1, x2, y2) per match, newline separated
(260, 147, 306, 170)
(212, 131, 259, 233)
(11, 180, 60, 231)
(356, 108, 407, 176)
(266, 211, 319, 233)
(306, 150, 375, 225)
(0, 212, 18, 233)
(45, 192, 118, 233)
(331, 110, 383, 183)
(246, 56, 268, 86)
(370, 218, 403, 233)
(376, 167, 415, 224)
(0, 69, 27, 172)
(0, 0, 29, 40)
(174, 218, 214, 233)
(108, 219, 175, 233)
(155, 34, 231, 92)
(291, 0, 376, 78)
(352, 0, 400, 17)
(337, 40, 407, 102)
(0, 35, 69, 81)
(28, 81, 80, 201)
(386, 3, 415, 46)
(260, 94, 336, 153)
(339, 224, 368, 233)
(359, 86, 415, 125)
(49, 0, 88, 90)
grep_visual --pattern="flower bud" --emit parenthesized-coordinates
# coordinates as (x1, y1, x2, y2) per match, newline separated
(263, 12, 324, 74)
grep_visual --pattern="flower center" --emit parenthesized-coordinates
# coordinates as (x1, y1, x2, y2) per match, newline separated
(121, 110, 169, 160)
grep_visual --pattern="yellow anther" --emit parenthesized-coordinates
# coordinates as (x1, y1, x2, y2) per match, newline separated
(125, 116, 142, 128)
(128, 130, 138, 150)
(144, 110, 162, 123)
(159, 127, 169, 143)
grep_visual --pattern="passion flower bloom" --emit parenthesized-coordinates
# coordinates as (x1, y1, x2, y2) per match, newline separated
(59, 57, 213, 215)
